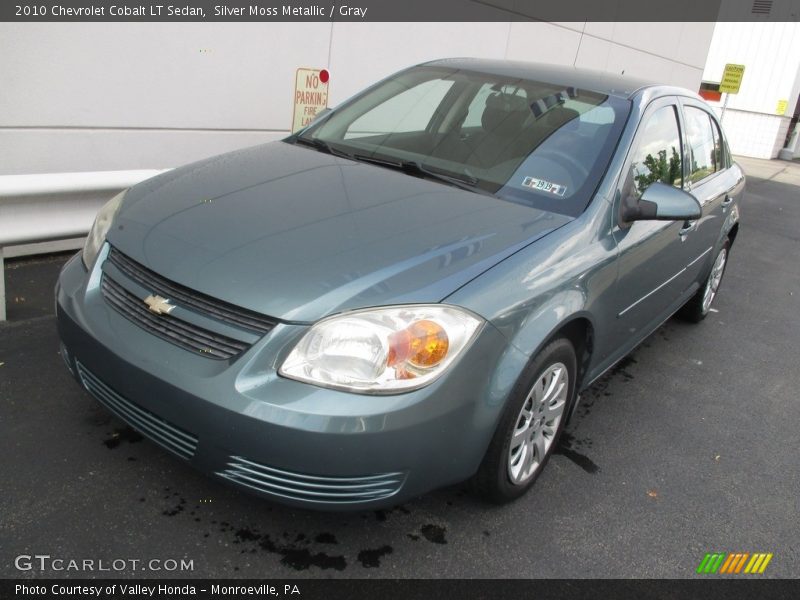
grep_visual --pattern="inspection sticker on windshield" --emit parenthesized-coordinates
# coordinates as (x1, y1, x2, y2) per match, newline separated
(522, 176, 567, 197)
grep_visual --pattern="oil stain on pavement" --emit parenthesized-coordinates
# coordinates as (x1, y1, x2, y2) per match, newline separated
(554, 432, 599, 474)
(149, 484, 459, 572)
(550, 352, 645, 474)
(357, 546, 393, 568)
(102, 426, 143, 449)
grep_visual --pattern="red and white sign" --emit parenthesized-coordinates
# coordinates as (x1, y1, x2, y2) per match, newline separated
(291, 68, 329, 133)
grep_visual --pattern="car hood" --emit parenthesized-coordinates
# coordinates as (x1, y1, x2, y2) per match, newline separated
(108, 142, 571, 323)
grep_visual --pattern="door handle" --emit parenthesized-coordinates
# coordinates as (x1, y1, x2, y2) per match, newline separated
(679, 220, 697, 241)
(721, 195, 734, 210)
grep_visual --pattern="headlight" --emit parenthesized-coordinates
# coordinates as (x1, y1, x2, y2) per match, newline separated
(82, 190, 125, 269)
(279, 305, 483, 394)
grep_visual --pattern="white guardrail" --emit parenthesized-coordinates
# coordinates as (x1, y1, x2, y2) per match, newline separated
(0, 169, 169, 321)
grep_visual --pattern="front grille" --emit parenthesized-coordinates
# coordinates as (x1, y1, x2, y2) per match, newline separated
(76, 361, 198, 460)
(107, 247, 276, 335)
(101, 276, 248, 360)
(217, 456, 406, 504)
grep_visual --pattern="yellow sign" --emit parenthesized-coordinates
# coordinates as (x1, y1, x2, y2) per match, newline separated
(719, 63, 745, 94)
(776, 99, 788, 115)
(292, 68, 329, 133)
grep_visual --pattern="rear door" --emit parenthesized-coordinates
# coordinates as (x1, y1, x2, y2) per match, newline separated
(676, 99, 735, 283)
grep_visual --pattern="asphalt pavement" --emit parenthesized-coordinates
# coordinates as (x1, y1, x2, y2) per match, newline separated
(1, 157, 798, 579)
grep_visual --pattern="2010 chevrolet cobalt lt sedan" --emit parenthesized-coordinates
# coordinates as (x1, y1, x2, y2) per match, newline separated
(57, 59, 743, 509)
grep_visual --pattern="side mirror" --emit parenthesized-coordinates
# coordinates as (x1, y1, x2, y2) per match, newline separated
(622, 182, 701, 222)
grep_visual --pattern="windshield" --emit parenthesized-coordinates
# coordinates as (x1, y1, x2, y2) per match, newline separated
(293, 65, 631, 217)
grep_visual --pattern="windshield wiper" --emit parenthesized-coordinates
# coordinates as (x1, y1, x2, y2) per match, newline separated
(352, 155, 491, 196)
(292, 142, 494, 197)
(292, 136, 352, 159)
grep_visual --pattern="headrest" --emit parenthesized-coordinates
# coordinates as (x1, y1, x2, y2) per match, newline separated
(481, 93, 531, 134)
(542, 107, 580, 131)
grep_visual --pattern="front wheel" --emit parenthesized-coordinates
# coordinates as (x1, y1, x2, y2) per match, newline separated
(472, 337, 576, 503)
(680, 239, 730, 323)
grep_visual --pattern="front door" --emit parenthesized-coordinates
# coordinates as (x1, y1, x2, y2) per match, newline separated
(612, 98, 695, 344)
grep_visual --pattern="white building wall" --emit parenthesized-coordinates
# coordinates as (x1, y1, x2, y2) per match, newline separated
(0, 22, 714, 176)
(702, 20, 800, 159)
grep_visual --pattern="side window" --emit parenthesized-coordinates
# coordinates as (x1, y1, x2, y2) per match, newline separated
(710, 116, 726, 170)
(628, 105, 683, 199)
(684, 106, 717, 183)
(344, 79, 454, 139)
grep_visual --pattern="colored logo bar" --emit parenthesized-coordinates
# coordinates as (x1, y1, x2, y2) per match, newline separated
(696, 552, 773, 574)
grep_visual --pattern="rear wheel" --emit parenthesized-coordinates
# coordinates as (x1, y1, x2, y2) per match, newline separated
(473, 337, 576, 503)
(680, 239, 730, 323)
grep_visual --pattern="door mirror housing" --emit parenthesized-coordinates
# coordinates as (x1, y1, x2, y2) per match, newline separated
(622, 182, 702, 222)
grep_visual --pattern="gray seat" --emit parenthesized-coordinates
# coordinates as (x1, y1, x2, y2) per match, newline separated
(463, 93, 534, 169)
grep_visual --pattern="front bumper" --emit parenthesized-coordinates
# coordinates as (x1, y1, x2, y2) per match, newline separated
(56, 252, 518, 510)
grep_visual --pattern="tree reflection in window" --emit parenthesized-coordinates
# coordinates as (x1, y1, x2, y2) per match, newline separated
(634, 146, 682, 194)
(628, 105, 683, 199)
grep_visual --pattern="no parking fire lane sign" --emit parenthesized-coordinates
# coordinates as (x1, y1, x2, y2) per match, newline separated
(292, 68, 329, 133)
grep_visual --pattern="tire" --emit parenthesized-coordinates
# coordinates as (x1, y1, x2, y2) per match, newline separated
(679, 239, 730, 323)
(472, 337, 577, 503)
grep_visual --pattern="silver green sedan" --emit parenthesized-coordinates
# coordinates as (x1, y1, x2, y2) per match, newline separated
(56, 59, 743, 508)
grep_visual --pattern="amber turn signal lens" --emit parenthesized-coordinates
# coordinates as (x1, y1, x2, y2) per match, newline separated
(388, 319, 449, 372)
(408, 320, 449, 367)
(280, 305, 482, 393)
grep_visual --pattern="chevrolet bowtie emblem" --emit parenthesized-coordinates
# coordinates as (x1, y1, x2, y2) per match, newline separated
(144, 294, 176, 315)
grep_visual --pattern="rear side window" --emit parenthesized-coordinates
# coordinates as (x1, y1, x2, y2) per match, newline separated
(684, 106, 718, 183)
(628, 105, 683, 199)
(710, 115, 727, 170)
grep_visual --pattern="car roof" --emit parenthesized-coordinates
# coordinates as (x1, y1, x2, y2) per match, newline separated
(422, 57, 665, 100)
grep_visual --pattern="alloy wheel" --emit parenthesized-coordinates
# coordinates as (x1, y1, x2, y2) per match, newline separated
(702, 248, 727, 314)
(507, 362, 568, 485)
